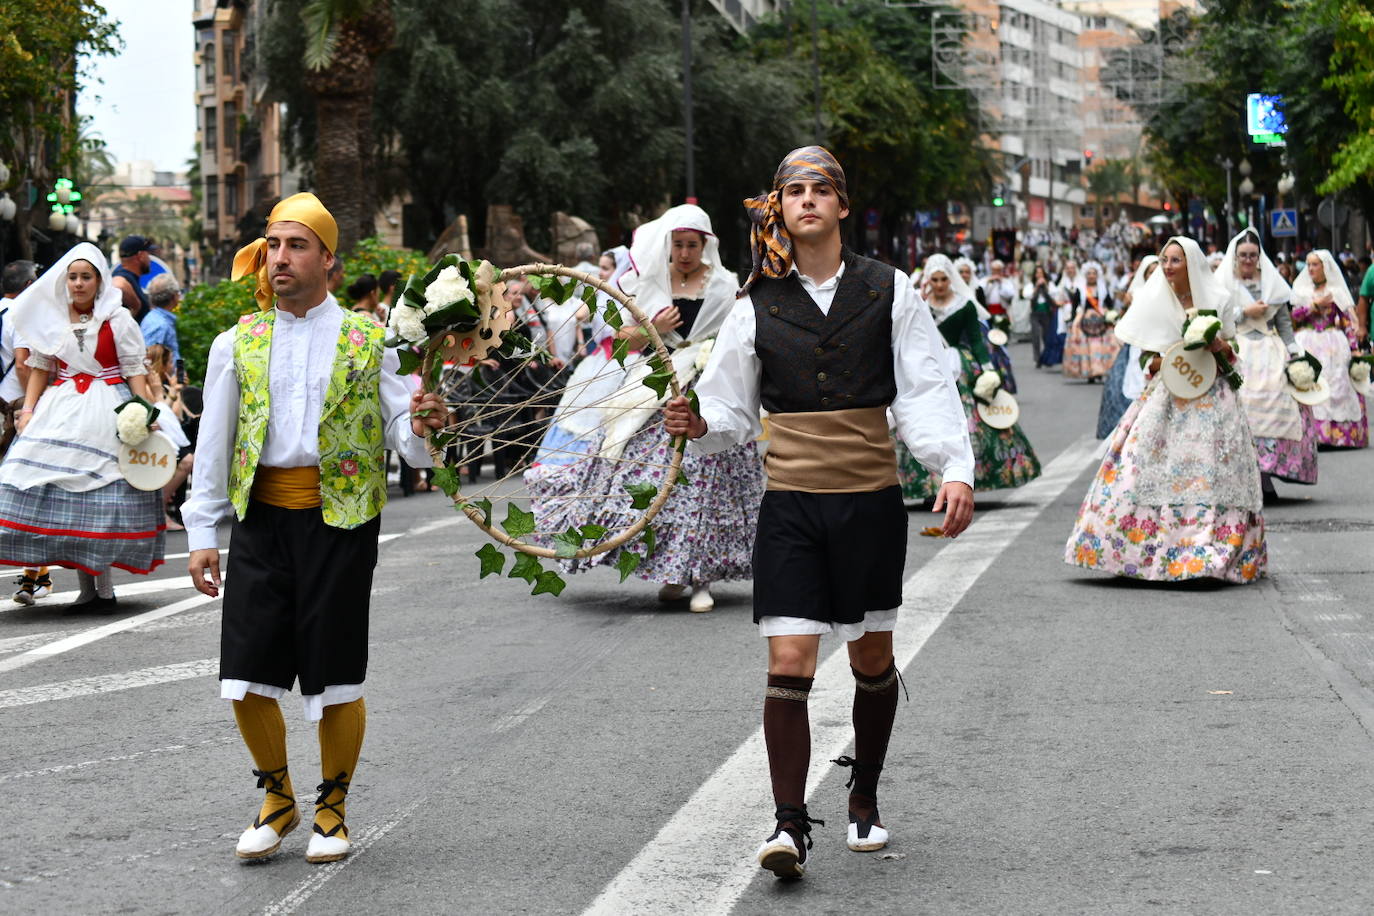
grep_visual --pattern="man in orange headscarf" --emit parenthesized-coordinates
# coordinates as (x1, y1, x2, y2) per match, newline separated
(664, 147, 975, 879)
(184, 193, 447, 864)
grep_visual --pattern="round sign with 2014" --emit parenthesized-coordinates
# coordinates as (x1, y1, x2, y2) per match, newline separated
(1160, 341, 1217, 400)
(118, 431, 178, 491)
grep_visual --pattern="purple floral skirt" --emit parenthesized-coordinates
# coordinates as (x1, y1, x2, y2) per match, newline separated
(1254, 404, 1318, 484)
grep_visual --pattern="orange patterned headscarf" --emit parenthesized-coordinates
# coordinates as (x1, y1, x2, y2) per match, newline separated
(739, 146, 849, 297)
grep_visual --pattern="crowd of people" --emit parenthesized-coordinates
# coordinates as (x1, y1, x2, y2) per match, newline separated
(0, 150, 1370, 879)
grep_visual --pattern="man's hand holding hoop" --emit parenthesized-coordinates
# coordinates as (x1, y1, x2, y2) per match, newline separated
(663, 395, 707, 439)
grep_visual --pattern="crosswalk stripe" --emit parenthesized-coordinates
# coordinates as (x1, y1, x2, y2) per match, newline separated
(0, 657, 217, 709)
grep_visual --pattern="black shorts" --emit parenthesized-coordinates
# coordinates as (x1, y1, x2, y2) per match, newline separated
(220, 501, 381, 695)
(752, 485, 907, 626)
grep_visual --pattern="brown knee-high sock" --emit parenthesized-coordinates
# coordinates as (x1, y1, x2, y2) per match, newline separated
(764, 674, 814, 841)
(315, 698, 366, 838)
(848, 660, 899, 819)
(232, 693, 297, 829)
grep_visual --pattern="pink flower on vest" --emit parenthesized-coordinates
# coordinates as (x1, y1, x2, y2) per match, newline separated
(340, 459, 359, 476)
(348, 329, 366, 347)
(251, 321, 269, 336)
(239, 447, 248, 467)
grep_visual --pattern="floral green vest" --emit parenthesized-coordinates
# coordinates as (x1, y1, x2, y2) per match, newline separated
(228, 307, 388, 528)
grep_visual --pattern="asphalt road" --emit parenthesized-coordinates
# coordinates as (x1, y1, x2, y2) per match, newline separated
(2, 339, 1372, 915)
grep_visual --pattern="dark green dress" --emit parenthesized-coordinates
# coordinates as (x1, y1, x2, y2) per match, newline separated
(895, 301, 1042, 501)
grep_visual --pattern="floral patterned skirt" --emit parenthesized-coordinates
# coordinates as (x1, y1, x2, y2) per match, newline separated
(1254, 404, 1319, 485)
(1065, 376, 1266, 584)
(1063, 323, 1120, 380)
(1296, 326, 1368, 448)
(529, 421, 763, 587)
(896, 346, 1040, 501)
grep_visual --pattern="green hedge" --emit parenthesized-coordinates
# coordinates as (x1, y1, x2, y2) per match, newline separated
(177, 238, 431, 386)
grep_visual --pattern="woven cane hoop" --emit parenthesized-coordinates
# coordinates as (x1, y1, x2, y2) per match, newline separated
(419, 262, 684, 559)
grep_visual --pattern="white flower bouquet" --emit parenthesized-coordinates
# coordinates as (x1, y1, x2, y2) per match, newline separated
(693, 338, 715, 372)
(1180, 308, 1243, 390)
(1104, 308, 1121, 325)
(114, 396, 159, 447)
(1285, 353, 1322, 391)
(386, 255, 499, 347)
(972, 369, 1002, 404)
(1181, 308, 1222, 350)
(1350, 354, 1373, 385)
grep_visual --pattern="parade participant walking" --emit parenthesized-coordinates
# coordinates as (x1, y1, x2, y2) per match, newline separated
(558, 205, 761, 613)
(1067, 236, 1265, 583)
(182, 193, 445, 863)
(0, 244, 166, 610)
(1291, 250, 1367, 449)
(1063, 261, 1118, 382)
(1095, 255, 1157, 438)
(1217, 229, 1317, 495)
(897, 254, 1040, 502)
(664, 146, 975, 878)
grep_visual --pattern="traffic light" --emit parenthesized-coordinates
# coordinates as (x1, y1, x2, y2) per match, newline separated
(992, 183, 1006, 207)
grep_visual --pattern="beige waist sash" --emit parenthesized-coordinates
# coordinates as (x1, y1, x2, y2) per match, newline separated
(765, 406, 898, 493)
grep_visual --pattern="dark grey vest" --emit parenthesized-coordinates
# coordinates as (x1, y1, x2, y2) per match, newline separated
(750, 250, 897, 413)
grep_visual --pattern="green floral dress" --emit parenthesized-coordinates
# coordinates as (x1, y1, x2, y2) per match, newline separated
(896, 301, 1041, 501)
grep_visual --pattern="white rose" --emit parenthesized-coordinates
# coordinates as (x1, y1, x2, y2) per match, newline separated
(424, 265, 474, 314)
(1286, 360, 1316, 390)
(116, 402, 153, 447)
(1183, 316, 1220, 348)
(973, 370, 1001, 401)
(1351, 362, 1371, 384)
(1104, 309, 1120, 324)
(693, 338, 715, 372)
(389, 303, 428, 344)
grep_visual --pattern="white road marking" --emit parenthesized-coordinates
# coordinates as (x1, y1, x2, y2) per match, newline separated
(261, 610, 655, 915)
(0, 657, 217, 708)
(582, 434, 1100, 916)
(0, 594, 219, 675)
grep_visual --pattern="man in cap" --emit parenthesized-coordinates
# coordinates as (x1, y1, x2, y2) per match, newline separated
(664, 147, 975, 878)
(113, 235, 156, 322)
(183, 192, 446, 864)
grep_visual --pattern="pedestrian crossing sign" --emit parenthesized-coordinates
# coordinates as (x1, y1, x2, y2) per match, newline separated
(1271, 209, 1297, 238)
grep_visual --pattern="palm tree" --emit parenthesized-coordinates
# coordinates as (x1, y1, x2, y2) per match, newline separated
(1085, 160, 1132, 233)
(301, 0, 394, 252)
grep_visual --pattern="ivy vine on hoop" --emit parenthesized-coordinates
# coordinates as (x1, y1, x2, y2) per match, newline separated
(386, 257, 687, 597)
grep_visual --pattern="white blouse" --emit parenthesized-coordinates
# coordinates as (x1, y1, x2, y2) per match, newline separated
(182, 295, 433, 551)
(25, 306, 147, 379)
(691, 262, 975, 487)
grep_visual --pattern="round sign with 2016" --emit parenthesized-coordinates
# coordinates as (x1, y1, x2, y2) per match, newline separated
(1160, 341, 1217, 400)
(976, 389, 1020, 429)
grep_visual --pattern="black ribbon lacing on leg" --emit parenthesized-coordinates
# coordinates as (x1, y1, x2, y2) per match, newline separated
(771, 804, 824, 849)
(251, 765, 295, 829)
(313, 772, 351, 838)
(896, 667, 909, 703)
(830, 755, 885, 790)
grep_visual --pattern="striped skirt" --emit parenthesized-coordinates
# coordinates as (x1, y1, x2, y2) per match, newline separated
(0, 480, 165, 575)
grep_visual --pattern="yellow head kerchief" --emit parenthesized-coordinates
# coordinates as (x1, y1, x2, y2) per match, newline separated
(231, 192, 340, 310)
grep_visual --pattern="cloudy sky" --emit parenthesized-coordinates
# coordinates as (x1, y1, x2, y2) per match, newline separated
(78, 0, 196, 175)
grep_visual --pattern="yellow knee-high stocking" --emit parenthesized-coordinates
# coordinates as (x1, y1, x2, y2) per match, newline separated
(232, 693, 297, 830)
(315, 698, 366, 838)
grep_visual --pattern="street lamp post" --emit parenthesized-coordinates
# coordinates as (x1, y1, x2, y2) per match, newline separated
(681, 0, 696, 204)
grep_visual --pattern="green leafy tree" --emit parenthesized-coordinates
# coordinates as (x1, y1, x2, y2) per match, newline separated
(0, 0, 119, 259)
(1316, 2, 1374, 198)
(1085, 160, 1132, 232)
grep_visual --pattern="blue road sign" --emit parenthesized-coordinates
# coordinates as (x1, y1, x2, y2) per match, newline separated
(1271, 209, 1297, 238)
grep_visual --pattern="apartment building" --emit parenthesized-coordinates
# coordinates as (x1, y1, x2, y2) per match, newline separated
(192, 0, 294, 272)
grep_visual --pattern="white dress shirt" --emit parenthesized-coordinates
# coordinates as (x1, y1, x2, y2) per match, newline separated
(182, 295, 433, 551)
(690, 261, 975, 487)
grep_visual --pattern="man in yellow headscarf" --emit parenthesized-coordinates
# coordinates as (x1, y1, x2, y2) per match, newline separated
(183, 193, 447, 863)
